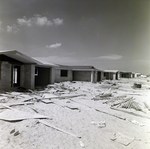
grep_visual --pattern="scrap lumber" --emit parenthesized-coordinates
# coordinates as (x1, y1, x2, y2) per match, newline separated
(92, 93, 112, 101)
(42, 94, 86, 100)
(65, 103, 79, 110)
(110, 132, 135, 146)
(111, 107, 150, 120)
(143, 102, 150, 111)
(8, 102, 34, 106)
(0, 102, 34, 109)
(39, 120, 81, 138)
(0, 109, 49, 122)
(41, 100, 54, 104)
(121, 100, 143, 112)
(52, 101, 79, 110)
(71, 100, 126, 120)
(111, 97, 133, 107)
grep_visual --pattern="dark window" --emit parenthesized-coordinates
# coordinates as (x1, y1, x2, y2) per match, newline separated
(60, 70, 68, 77)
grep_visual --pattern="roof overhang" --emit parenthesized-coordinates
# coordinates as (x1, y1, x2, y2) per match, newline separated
(72, 69, 96, 71)
(104, 70, 119, 73)
(0, 50, 38, 64)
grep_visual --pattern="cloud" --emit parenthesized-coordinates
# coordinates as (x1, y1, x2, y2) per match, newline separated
(17, 15, 62, 27)
(53, 18, 63, 26)
(6, 24, 20, 33)
(46, 43, 62, 48)
(94, 54, 122, 60)
(17, 16, 32, 26)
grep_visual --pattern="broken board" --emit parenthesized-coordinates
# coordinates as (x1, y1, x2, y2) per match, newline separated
(39, 120, 81, 138)
(110, 132, 135, 146)
(0, 109, 49, 122)
(41, 100, 54, 104)
(65, 103, 79, 110)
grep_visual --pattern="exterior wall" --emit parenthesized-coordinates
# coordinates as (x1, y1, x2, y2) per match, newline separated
(0, 62, 12, 90)
(50, 67, 55, 84)
(55, 69, 72, 83)
(94, 71, 98, 83)
(73, 71, 91, 82)
(24, 64, 35, 89)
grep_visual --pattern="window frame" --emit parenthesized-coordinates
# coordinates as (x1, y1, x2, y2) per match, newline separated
(60, 70, 68, 77)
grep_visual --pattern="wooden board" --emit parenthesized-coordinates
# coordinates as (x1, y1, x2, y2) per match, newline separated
(0, 109, 49, 122)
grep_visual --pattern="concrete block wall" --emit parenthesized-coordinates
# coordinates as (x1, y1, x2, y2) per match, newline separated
(50, 67, 55, 84)
(55, 69, 72, 83)
(24, 64, 35, 89)
(73, 71, 91, 82)
(0, 62, 12, 90)
(94, 71, 98, 83)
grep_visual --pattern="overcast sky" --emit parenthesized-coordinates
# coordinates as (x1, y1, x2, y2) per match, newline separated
(0, 0, 150, 74)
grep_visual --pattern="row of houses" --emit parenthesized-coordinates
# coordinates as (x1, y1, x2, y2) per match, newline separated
(0, 50, 140, 90)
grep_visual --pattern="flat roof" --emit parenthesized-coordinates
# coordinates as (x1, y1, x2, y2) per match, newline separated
(0, 50, 58, 67)
(0, 50, 39, 64)
(104, 70, 119, 73)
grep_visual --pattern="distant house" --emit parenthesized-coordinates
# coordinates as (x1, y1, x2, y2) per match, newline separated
(132, 72, 141, 78)
(120, 71, 133, 78)
(97, 69, 105, 82)
(104, 70, 120, 80)
(55, 65, 101, 83)
(0, 50, 57, 90)
(54, 65, 73, 83)
(1, 50, 138, 91)
(71, 66, 98, 83)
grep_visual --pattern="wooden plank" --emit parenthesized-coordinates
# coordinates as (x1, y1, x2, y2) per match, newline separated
(39, 120, 81, 138)
(41, 100, 54, 104)
(0, 109, 49, 122)
(0, 102, 34, 109)
(111, 107, 150, 120)
(71, 99, 126, 120)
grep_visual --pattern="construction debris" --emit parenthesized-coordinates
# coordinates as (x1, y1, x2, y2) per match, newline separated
(92, 93, 112, 101)
(0, 78, 150, 149)
(39, 120, 81, 138)
(133, 83, 142, 89)
(71, 99, 126, 120)
(0, 109, 49, 122)
(110, 132, 135, 146)
(91, 121, 106, 128)
(129, 120, 145, 127)
(79, 141, 85, 148)
(121, 100, 143, 112)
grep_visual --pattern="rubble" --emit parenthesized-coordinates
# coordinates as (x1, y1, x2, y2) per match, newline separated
(0, 77, 150, 149)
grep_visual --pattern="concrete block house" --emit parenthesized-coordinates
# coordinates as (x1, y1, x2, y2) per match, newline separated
(55, 65, 103, 83)
(104, 70, 120, 80)
(54, 65, 73, 83)
(71, 66, 98, 83)
(0, 50, 117, 91)
(120, 71, 133, 78)
(0, 50, 56, 90)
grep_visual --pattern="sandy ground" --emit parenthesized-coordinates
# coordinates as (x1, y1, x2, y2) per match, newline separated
(0, 77, 150, 149)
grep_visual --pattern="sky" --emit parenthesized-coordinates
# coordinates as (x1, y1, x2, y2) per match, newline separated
(0, 0, 150, 74)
